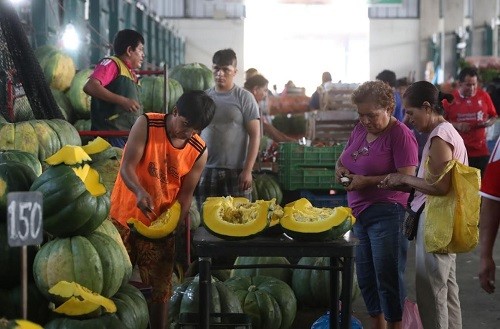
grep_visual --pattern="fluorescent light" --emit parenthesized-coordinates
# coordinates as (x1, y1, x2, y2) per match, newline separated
(62, 23, 80, 51)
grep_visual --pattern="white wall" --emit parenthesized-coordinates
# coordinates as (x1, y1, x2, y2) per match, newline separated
(369, 19, 420, 80)
(170, 19, 246, 86)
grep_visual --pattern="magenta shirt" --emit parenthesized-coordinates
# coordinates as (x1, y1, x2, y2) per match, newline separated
(340, 120, 419, 217)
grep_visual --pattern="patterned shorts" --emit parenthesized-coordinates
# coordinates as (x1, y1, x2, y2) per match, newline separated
(112, 219, 175, 303)
(195, 168, 252, 206)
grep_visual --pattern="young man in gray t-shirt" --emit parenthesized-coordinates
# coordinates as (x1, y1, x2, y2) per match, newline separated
(195, 48, 260, 207)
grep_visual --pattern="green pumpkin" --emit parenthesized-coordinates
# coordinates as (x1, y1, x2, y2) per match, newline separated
(34, 46, 76, 92)
(291, 257, 361, 307)
(0, 119, 81, 165)
(224, 275, 297, 329)
(0, 149, 42, 177)
(0, 161, 38, 219)
(29, 165, 109, 237)
(253, 173, 283, 205)
(169, 63, 214, 92)
(111, 283, 149, 329)
(230, 257, 292, 284)
(33, 232, 128, 299)
(44, 314, 124, 329)
(93, 220, 132, 286)
(140, 76, 183, 113)
(168, 276, 243, 328)
(67, 69, 93, 120)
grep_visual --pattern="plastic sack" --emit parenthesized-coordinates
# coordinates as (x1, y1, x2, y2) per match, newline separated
(311, 311, 363, 329)
(402, 298, 423, 329)
(423, 159, 481, 253)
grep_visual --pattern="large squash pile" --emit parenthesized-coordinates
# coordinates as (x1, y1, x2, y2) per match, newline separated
(0, 141, 151, 328)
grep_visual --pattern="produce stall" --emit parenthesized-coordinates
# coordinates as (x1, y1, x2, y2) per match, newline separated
(193, 227, 358, 329)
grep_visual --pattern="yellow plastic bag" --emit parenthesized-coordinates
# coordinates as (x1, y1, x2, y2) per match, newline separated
(423, 159, 481, 253)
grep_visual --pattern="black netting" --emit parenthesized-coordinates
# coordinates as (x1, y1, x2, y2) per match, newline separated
(0, 1, 63, 122)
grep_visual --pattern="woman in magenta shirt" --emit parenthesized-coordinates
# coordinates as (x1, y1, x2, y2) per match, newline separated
(336, 80, 418, 329)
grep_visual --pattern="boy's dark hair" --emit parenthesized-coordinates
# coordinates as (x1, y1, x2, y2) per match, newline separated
(458, 67, 478, 82)
(212, 49, 237, 67)
(113, 29, 144, 56)
(376, 69, 397, 87)
(176, 90, 216, 131)
(244, 74, 269, 91)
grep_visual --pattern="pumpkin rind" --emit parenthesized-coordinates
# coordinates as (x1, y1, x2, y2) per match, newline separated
(48, 281, 117, 316)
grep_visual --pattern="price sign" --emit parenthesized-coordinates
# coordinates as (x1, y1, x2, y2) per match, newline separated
(7, 192, 43, 247)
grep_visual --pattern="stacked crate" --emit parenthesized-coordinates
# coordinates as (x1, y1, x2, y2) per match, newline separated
(277, 143, 345, 191)
(277, 143, 348, 207)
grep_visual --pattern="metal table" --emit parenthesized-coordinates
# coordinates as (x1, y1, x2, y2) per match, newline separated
(192, 227, 358, 329)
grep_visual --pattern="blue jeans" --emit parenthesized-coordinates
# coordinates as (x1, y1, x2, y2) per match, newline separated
(353, 203, 408, 322)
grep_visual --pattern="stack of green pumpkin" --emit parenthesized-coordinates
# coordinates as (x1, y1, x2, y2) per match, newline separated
(28, 143, 149, 328)
(0, 118, 81, 169)
(0, 152, 50, 325)
(291, 257, 361, 308)
(140, 76, 183, 113)
(169, 62, 214, 92)
(168, 276, 243, 328)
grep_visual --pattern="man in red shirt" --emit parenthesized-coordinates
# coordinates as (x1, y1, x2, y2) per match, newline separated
(443, 67, 498, 173)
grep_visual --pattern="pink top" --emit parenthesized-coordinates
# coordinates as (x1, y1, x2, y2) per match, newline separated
(90, 57, 137, 87)
(411, 121, 468, 211)
(340, 120, 419, 217)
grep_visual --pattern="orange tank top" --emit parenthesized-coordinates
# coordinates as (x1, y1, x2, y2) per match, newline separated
(110, 113, 206, 227)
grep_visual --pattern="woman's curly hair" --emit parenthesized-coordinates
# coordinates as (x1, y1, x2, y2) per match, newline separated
(351, 80, 395, 113)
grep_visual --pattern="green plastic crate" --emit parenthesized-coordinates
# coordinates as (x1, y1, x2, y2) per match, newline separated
(278, 143, 345, 168)
(278, 166, 344, 190)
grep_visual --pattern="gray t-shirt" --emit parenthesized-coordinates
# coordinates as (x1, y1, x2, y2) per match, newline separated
(202, 85, 260, 169)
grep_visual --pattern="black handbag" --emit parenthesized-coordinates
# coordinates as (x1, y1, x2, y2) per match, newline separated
(403, 189, 425, 241)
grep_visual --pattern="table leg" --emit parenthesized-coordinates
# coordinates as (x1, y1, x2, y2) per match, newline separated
(198, 256, 211, 329)
(329, 257, 339, 329)
(340, 257, 354, 329)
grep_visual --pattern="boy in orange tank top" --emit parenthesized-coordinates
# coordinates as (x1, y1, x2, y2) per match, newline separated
(110, 90, 215, 329)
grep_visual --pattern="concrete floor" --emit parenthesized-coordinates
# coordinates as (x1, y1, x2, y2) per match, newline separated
(292, 229, 500, 328)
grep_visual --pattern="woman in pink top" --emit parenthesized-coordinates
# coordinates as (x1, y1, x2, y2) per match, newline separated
(336, 80, 419, 329)
(381, 81, 468, 328)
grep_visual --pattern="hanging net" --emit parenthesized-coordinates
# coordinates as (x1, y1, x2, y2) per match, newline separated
(0, 1, 64, 122)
